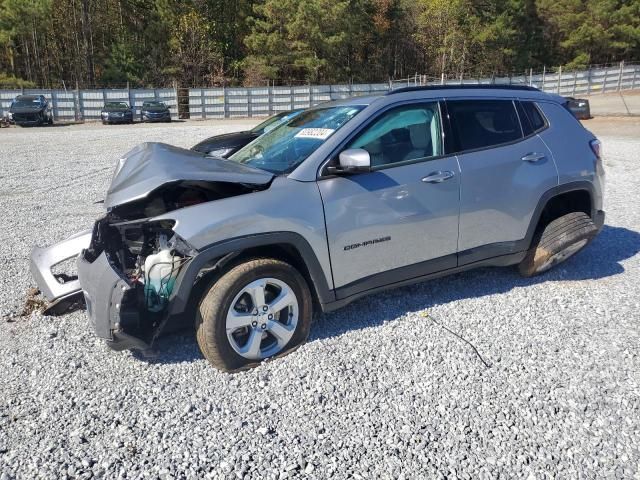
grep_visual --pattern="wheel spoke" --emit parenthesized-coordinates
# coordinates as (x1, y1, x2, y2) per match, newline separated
(226, 309, 253, 332)
(247, 280, 266, 309)
(268, 321, 295, 346)
(268, 289, 295, 314)
(241, 329, 263, 359)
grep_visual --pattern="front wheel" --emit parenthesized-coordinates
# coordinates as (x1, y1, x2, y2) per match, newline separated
(196, 258, 312, 372)
(518, 211, 598, 277)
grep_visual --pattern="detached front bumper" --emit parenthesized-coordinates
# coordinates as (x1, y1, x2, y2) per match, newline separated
(30, 230, 92, 314)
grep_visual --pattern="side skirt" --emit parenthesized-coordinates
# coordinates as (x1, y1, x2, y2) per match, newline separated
(320, 250, 526, 313)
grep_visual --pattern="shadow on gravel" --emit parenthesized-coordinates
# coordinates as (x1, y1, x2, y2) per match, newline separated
(309, 225, 640, 341)
(137, 225, 640, 364)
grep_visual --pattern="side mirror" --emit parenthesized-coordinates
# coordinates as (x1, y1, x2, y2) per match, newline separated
(327, 148, 371, 175)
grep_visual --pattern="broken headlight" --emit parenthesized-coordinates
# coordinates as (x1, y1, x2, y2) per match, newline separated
(86, 217, 195, 313)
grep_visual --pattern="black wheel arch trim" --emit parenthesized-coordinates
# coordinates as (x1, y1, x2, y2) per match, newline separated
(523, 181, 598, 249)
(167, 231, 335, 317)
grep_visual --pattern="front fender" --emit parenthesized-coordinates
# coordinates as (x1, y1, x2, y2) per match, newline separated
(167, 231, 335, 317)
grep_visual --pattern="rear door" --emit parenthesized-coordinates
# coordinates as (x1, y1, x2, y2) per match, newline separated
(446, 99, 558, 263)
(318, 101, 461, 296)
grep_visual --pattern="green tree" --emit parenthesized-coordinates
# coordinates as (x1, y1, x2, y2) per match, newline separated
(244, 0, 350, 84)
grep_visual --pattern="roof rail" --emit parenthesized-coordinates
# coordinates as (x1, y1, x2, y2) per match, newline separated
(386, 84, 541, 95)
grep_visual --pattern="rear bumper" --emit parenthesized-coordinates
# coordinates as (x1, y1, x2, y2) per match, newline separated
(594, 209, 605, 231)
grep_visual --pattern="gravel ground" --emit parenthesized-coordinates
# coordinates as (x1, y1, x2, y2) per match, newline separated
(1, 119, 639, 479)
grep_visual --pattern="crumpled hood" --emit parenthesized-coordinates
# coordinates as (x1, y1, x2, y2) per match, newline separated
(104, 142, 274, 209)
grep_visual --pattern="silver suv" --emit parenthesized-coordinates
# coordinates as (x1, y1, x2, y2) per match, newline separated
(31, 85, 605, 371)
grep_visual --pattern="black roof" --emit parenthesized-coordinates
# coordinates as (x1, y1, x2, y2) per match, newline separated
(387, 84, 540, 95)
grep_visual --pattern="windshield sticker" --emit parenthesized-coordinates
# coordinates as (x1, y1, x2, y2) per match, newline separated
(295, 128, 335, 140)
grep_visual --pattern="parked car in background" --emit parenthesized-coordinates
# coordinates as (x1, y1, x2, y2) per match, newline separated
(9, 94, 53, 126)
(191, 109, 303, 157)
(564, 97, 591, 119)
(140, 101, 171, 122)
(101, 102, 134, 124)
(31, 85, 604, 372)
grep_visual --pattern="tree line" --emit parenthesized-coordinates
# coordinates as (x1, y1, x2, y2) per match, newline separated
(0, 0, 638, 89)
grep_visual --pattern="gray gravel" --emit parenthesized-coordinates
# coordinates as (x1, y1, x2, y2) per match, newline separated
(1, 119, 639, 479)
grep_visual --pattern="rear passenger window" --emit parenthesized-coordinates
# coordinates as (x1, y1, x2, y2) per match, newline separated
(448, 100, 522, 152)
(521, 101, 547, 132)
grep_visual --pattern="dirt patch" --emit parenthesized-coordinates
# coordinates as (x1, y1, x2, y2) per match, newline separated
(20, 287, 47, 317)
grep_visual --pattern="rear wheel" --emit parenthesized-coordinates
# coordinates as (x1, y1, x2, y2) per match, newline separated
(196, 258, 312, 372)
(518, 211, 598, 277)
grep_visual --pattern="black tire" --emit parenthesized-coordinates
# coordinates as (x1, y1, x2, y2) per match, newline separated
(518, 211, 598, 277)
(196, 258, 313, 372)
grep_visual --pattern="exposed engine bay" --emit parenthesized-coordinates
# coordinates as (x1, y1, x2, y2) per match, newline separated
(79, 180, 268, 344)
(30, 142, 276, 349)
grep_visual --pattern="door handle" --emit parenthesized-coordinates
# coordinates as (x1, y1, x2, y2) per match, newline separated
(421, 170, 455, 183)
(521, 152, 546, 162)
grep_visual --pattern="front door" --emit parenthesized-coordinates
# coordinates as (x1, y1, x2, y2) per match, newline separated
(317, 102, 461, 298)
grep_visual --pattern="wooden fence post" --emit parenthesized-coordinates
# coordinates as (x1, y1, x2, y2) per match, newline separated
(172, 80, 178, 120)
(557, 66, 562, 94)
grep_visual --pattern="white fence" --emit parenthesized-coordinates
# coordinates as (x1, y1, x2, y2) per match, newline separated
(1, 63, 638, 121)
(187, 84, 390, 119)
(394, 63, 640, 97)
(0, 88, 178, 122)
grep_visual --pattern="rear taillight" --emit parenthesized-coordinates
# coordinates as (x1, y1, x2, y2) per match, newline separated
(590, 139, 602, 160)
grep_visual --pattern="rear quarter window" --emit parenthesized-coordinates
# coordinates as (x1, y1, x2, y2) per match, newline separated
(521, 101, 547, 132)
(447, 100, 522, 152)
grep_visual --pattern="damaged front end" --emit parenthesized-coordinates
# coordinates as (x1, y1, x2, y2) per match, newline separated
(30, 142, 274, 351)
(78, 214, 196, 351)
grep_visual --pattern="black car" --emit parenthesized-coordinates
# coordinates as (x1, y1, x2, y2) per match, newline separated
(140, 101, 171, 123)
(101, 102, 134, 124)
(191, 109, 303, 157)
(9, 95, 53, 127)
(564, 97, 591, 120)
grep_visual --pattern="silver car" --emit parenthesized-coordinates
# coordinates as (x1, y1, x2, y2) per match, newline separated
(31, 85, 605, 371)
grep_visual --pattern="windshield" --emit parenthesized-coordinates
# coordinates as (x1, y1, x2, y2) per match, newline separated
(142, 101, 165, 108)
(12, 97, 43, 108)
(105, 102, 129, 109)
(230, 105, 364, 174)
(250, 110, 301, 134)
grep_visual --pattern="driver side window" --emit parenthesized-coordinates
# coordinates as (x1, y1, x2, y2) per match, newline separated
(347, 103, 442, 167)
